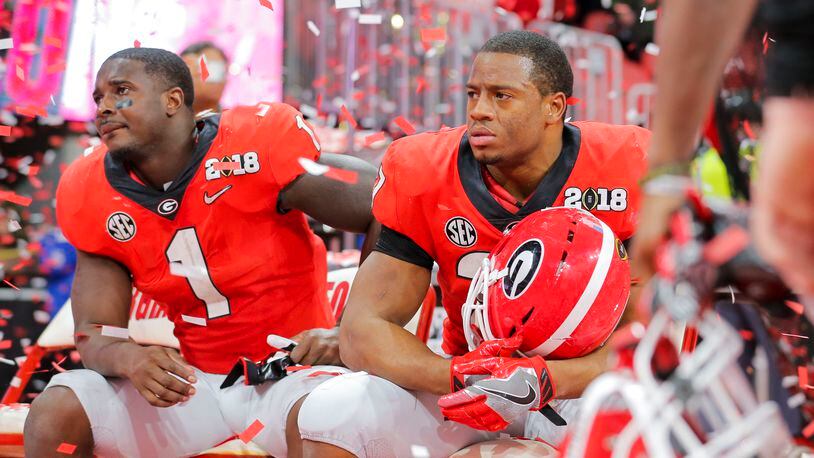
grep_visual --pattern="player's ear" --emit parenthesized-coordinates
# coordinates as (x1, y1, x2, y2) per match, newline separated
(165, 87, 185, 116)
(545, 93, 567, 124)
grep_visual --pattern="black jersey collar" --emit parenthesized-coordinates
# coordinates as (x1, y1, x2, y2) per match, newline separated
(104, 115, 220, 221)
(457, 123, 580, 232)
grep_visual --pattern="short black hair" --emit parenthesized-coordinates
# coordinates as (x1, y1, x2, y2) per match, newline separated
(479, 30, 573, 98)
(104, 47, 195, 108)
(180, 41, 229, 63)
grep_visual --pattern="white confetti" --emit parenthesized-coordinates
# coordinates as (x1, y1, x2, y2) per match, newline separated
(298, 157, 329, 176)
(350, 70, 361, 82)
(267, 334, 298, 350)
(358, 14, 382, 24)
(565, 117, 573, 123)
(410, 445, 430, 458)
(14, 356, 26, 365)
(307, 21, 321, 36)
(169, 262, 208, 279)
(643, 9, 658, 21)
(7, 220, 21, 232)
(335, 0, 361, 9)
(100, 325, 129, 339)
(0, 357, 14, 366)
(645, 43, 660, 56)
(34, 310, 51, 324)
(256, 103, 271, 117)
(181, 315, 207, 327)
(10, 377, 21, 388)
(0, 38, 13, 50)
(299, 104, 318, 118)
(639, 7, 646, 23)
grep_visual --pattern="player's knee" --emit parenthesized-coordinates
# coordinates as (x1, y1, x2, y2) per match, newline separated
(298, 373, 380, 449)
(25, 386, 90, 444)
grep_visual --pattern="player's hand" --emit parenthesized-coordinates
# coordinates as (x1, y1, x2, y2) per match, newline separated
(439, 352, 556, 431)
(449, 335, 523, 392)
(752, 99, 814, 296)
(628, 191, 686, 315)
(289, 327, 341, 366)
(122, 345, 197, 408)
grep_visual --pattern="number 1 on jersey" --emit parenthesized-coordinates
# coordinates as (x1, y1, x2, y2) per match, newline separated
(166, 228, 230, 319)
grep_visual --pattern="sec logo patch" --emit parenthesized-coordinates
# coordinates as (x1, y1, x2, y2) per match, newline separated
(445, 217, 477, 248)
(107, 212, 137, 242)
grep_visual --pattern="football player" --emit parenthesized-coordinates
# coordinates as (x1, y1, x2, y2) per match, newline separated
(23, 48, 377, 457)
(298, 30, 649, 457)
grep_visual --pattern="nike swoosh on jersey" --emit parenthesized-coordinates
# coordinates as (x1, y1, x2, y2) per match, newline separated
(204, 185, 233, 204)
(480, 381, 537, 405)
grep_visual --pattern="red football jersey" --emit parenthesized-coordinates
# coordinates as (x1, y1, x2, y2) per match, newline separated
(372, 122, 649, 356)
(56, 103, 333, 373)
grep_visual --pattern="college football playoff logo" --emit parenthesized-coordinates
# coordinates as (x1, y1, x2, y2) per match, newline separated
(445, 217, 477, 248)
(502, 239, 544, 299)
(107, 212, 137, 242)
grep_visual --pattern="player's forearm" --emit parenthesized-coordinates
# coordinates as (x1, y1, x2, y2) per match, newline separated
(650, 0, 758, 167)
(76, 330, 142, 378)
(547, 344, 611, 399)
(340, 315, 451, 395)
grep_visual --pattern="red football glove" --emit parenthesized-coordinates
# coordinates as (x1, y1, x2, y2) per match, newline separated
(440, 338, 556, 432)
(449, 335, 524, 392)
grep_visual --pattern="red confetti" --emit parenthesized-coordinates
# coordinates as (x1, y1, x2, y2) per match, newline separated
(307, 370, 343, 378)
(762, 32, 769, 54)
(0, 125, 11, 136)
(420, 28, 446, 42)
(0, 191, 33, 206)
(566, 97, 582, 106)
(212, 161, 241, 171)
(743, 120, 756, 140)
(259, 0, 273, 10)
(3, 279, 20, 291)
(702, 225, 750, 265)
(199, 56, 209, 82)
(340, 105, 358, 129)
(416, 77, 427, 94)
(0, 340, 11, 350)
(239, 419, 265, 443)
(133, 40, 141, 48)
(786, 300, 805, 315)
(804, 419, 814, 438)
(364, 131, 386, 147)
(56, 442, 76, 455)
(325, 167, 358, 184)
(393, 116, 416, 135)
(46, 61, 66, 74)
(799, 366, 809, 389)
(44, 36, 62, 48)
(738, 330, 753, 340)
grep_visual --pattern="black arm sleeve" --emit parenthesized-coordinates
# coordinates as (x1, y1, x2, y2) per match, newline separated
(373, 225, 434, 270)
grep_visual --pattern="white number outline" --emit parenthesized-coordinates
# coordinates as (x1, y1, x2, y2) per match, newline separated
(166, 227, 230, 320)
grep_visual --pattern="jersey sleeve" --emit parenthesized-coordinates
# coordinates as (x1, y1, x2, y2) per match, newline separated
(55, 159, 103, 254)
(257, 103, 322, 190)
(372, 138, 437, 262)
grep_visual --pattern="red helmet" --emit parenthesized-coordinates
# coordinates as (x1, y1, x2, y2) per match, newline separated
(462, 207, 630, 359)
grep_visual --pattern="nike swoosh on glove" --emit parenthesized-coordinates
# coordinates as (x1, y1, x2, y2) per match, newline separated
(449, 335, 525, 392)
(440, 350, 556, 431)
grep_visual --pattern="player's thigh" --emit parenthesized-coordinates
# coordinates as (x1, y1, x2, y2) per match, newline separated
(47, 368, 233, 457)
(235, 365, 351, 458)
(298, 371, 501, 458)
